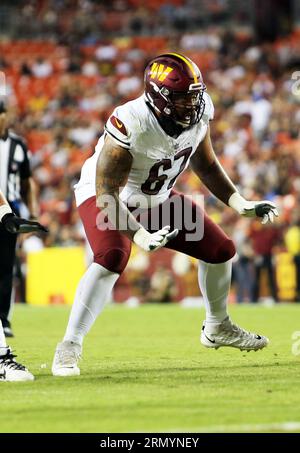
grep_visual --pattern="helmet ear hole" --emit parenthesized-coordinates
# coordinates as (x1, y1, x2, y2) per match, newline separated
(150, 81, 160, 93)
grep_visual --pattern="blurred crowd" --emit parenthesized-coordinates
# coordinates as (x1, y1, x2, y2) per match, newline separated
(1, 0, 300, 302)
(0, 0, 252, 41)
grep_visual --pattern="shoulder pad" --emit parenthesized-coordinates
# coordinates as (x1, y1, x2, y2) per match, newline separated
(202, 92, 214, 123)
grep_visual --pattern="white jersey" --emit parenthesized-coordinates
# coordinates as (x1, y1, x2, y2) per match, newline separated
(74, 93, 214, 208)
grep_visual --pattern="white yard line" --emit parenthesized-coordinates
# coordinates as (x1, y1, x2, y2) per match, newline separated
(167, 421, 300, 433)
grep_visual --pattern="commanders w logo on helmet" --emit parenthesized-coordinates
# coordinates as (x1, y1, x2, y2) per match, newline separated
(150, 63, 173, 82)
(144, 53, 206, 128)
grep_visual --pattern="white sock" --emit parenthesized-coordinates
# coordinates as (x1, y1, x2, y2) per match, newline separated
(0, 319, 8, 356)
(63, 262, 119, 346)
(198, 259, 232, 325)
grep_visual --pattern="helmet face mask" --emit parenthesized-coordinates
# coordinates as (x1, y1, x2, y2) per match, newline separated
(169, 89, 205, 128)
(144, 53, 206, 129)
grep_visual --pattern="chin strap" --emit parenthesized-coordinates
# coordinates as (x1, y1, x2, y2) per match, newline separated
(146, 101, 184, 138)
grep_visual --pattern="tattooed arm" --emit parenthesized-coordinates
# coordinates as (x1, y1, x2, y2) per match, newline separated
(95, 135, 141, 240)
(190, 125, 237, 205)
(190, 126, 278, 224)
(96, 135, 178, 249)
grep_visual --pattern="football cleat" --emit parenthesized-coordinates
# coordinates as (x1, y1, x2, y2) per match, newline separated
(3, 326, 14, 338)
(201, 317, 269, 351)
(0, 348, 34, 382)
(52, 341, 81, 377)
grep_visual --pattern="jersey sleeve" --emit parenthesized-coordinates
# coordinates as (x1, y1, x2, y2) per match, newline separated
(104, 105, 133, 150)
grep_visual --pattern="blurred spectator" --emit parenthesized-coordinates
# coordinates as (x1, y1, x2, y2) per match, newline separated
(285, 212, 300, 301)
(146, 265, 177, 303)
(32, 57, 53, 78)
(249, 221, 282, 302)
(232, 218, 255, 303)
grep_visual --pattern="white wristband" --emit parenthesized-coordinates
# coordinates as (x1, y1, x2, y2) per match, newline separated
(133, 227, 151, 249)
(0, 204, 12, 222)
(228, 192, 247, 214)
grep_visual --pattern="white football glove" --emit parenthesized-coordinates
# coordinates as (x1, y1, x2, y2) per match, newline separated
(133, 225, 178, 252)
(229, 192, 279, 225)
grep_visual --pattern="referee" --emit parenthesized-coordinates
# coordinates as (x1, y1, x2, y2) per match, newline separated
(0, 101, 40, 337)
(0, 187, 47, 381)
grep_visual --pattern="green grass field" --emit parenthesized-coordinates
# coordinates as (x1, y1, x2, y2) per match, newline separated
(1, 303, 300, 433)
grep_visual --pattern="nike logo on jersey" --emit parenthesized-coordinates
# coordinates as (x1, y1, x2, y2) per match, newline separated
(115, 118, 123, 129)
(110, 115, 127, 136)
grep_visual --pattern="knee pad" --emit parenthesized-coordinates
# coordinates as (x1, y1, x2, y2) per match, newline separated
(212, 238, 236, 264)
(94, 248, 130, 274)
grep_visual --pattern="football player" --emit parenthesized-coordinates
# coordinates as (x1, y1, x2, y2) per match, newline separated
(52, 53, 278, 376)
(0, 188, 47, 381)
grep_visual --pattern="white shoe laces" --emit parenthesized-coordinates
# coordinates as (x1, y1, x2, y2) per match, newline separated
(226, 322, 251, 338)
(218, 320, 263, 345)
(56, 349, 81, 367)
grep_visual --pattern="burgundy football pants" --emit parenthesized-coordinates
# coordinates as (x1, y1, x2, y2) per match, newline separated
(78, 191, 236, 274)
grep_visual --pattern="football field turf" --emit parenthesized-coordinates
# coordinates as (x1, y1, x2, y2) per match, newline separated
(1, 303, 300, 433)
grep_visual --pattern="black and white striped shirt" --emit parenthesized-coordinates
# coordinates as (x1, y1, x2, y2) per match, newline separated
(0, 130, 31, 205)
